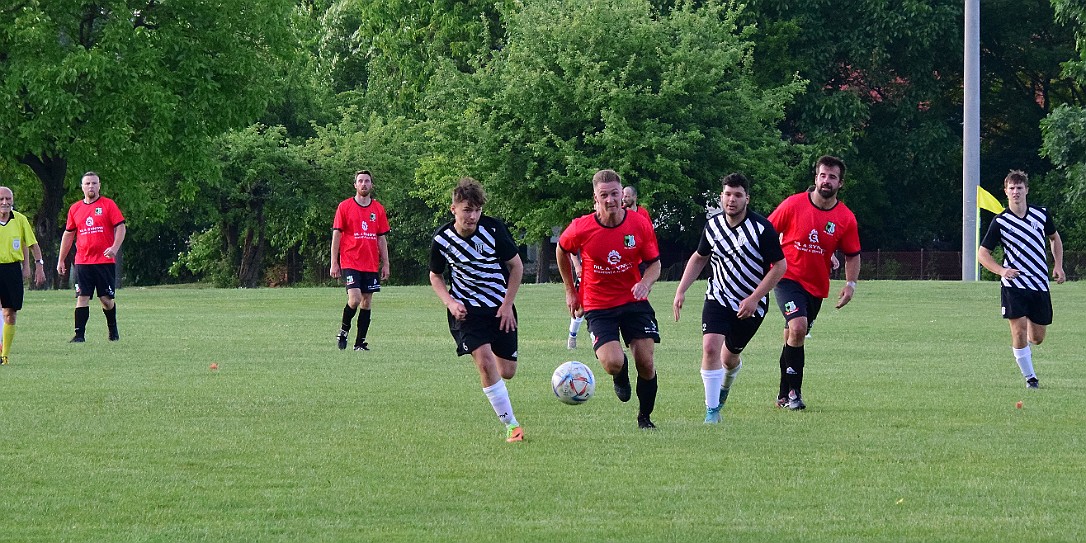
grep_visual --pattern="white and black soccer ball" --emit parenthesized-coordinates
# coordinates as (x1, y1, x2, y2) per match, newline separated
(551, 361, 595, 405)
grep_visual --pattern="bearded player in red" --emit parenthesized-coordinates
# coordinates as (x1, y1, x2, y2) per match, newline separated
(768, 156, 861, 410)
(330, 170, 390, 351)
(557, 169, 662, 429)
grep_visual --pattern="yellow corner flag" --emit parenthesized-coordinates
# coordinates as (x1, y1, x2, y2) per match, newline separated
(977, 186, 1005, 214)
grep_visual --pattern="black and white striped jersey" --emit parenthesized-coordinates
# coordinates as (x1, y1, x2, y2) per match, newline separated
(981, 205, 1057, 291)
(696, 210, 785, 316)
(429, 216, 519, 308)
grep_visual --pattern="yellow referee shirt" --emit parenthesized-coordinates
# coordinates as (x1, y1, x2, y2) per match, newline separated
(0, 211, 37, 264)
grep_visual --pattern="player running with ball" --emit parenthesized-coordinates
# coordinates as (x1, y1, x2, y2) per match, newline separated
(429, 177, 526, 443)
(557, 169, 662, 429)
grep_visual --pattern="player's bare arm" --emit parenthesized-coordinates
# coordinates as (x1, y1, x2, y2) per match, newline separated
(329, 229, 342, 278)
(673, 252, 709, 321)
(555, 245, 581, 316)
(835, 253, 861, 309)
(633, 260, 661, 301)
(497, 254, 523, 332)
(429, 271, 467, 320)
(977, 246, 1021, 279)
(378, 235, 390, 280)
(56, 230, 76, 275)
(739, 257, 787, 319)
(1050, 231, 1066, 284)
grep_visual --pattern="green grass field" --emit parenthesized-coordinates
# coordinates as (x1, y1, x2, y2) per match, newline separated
(2, 281, 1083, 542)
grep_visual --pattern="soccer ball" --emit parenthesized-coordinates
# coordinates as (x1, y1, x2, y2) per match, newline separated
(551, 361, 595, 405)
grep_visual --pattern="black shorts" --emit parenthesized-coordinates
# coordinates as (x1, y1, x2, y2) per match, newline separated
(0, 262, 25, 311)
(1001, 286, 1053, 325)
(773, 278, 822, 326)
(702, 298, 765, 355)
(447, 306, 518, 360)
(585, 301, 660, 351)
(343, 269, 381, 293)
(74, 264, 116, 299)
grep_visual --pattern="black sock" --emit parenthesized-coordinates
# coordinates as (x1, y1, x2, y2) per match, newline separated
(341, 304, 357, 333)
(104, 306, 118, 337)
(74, 306, 90, 338)
(614, 354, 630, 385)
(636, 373, 658, 418)
(356, 309, 371, 345)
(778, 347, 789, 399)
(783, 344, 805, 396)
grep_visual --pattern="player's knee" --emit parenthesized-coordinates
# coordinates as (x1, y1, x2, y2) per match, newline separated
(498, 359, 517, 379)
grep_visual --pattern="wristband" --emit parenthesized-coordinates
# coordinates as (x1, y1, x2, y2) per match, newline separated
(846, 281, 857, 288)
(35, 259, 44, 265)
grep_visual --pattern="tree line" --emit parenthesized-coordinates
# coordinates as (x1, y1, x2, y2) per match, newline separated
(3, 0, 1085, 288)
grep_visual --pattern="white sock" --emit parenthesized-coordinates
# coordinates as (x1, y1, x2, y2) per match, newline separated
(483, 380, 517, 426)
(723, 360, 742, 389)
(569, 316, 584, 336)
(701, 368, 725, 409)
(1013, 346, 1034, 379)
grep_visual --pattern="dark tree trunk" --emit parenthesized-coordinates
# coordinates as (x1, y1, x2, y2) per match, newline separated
(20, 153, 68, 290)
(536, 239, 553, 283)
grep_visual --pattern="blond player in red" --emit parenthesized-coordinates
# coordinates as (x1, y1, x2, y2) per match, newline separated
(57, 172, 126, 343)
(557, 169, 662, 429)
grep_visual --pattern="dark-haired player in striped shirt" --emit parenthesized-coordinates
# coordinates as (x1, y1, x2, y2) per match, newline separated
(673, 173, 786, 423)
(978, 169, 1066, 389)
(429, 177, 525, 443)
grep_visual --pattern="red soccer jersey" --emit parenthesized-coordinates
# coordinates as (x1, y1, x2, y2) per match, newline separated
(633, 205, 651, 224)
(768, 191, 860, 299)
(64, 196, 125, 265)
(333, 197, 390, 272)
(559, 210, 660, 311)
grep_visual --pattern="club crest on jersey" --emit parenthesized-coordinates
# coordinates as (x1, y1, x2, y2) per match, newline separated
(607, 249, 622, 265)
(808, 229, 819, 243)
(370, 212, 376, 221)
(95, 207, 103, 216)
(474, 240, 485, 253)
(824, 221, 836, 235)
(783, 301, 798, 315)
(85, 217, 94, 227)
(624, 235, 635, 248)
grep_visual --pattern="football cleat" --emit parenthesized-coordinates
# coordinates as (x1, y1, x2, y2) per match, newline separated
(108, 330, 120, 341)
(613, 374, 632, 403)
(336, 331, 348, 350)
(505, 424, 524, 442)
(567, 334, 577, 350)
(776, 396, 788, 408)
(1026, 377, 1040, 389)
(637, 413, 657, 430)
(704, 406, 722, 424)
(786, 390, 806, 410)
(0, 355, 8, 366)
(70, 336, 85, 343)
(354, 342, 370, 351)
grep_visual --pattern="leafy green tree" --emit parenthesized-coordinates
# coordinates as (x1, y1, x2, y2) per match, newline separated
(745, 0, 965, 250)
(747, 0, 1081, 251)
(423, 0, 802, 279)
(317, 0, 509, 117)
(1041, 0, 1086, 253)
(0, 0, 298, 285)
